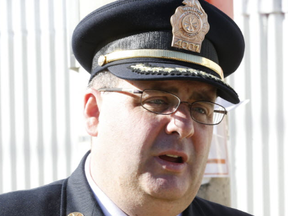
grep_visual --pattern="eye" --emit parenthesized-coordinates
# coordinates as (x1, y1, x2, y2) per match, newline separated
(144, 98, 168, 105)
(191, 102, 213, 116)
(142, 96, 171, 113)
(191, 106, 207, 115)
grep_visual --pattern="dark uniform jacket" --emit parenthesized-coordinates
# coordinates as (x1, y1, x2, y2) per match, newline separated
(0, 153, 252, 216)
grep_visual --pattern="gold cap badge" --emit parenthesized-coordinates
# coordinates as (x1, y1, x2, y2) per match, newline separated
(171, 0, 210, 53)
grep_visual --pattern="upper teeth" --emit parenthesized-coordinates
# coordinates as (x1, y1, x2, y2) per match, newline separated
(166, 154, 179, 158)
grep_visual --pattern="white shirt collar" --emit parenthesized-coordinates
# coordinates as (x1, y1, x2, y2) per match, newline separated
(85, 153, 182, 216)
(85, 154, 127, 216)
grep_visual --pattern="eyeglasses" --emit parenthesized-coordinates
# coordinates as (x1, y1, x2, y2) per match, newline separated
(97, 88, 227, 125)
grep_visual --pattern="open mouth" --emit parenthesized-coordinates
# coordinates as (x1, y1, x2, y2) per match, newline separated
(159, 155, 184, 163)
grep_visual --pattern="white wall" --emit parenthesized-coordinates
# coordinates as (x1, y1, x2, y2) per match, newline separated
(0, 0, 90, 193)
(230, 0, 288, 215)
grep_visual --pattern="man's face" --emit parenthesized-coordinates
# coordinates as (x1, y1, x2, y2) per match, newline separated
(87, 79, 216, 209)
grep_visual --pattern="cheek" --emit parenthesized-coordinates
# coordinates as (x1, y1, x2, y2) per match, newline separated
(192, 125, 213, 156)
(97, 104, 157, 156)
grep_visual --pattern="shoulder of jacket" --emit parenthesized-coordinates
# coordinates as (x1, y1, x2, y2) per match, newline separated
(0, 179, 66, 216)
(191, 196, 253, 216)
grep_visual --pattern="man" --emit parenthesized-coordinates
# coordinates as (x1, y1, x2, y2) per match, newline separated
(0, 0, 252, 215)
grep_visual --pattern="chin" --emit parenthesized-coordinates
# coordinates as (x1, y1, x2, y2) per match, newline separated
(143, 175, 196, 202)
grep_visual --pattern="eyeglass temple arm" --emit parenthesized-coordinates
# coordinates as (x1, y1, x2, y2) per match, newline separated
(214, 110, 228, 115)
(97, 88, 143, 94)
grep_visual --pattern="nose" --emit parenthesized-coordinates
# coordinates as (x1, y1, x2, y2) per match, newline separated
(165, 103, 195, 139)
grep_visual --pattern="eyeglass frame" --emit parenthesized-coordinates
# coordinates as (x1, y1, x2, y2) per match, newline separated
(97, 88, 228, 125)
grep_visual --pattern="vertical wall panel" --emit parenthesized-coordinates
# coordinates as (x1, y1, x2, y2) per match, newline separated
(17, 0, 30, 191)
(31, 0, 45, 187)
(260, 14, 271, 216)
(259, 0, 282, 13)
(282, 9, 288, 216)
(268, 13, 284, 216)
(7, 0, 17, 192)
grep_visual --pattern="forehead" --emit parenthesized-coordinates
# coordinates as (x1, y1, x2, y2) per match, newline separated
(123, 79, 217, 100)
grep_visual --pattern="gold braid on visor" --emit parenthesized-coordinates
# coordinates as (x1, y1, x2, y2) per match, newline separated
(98, 49, 224, 80)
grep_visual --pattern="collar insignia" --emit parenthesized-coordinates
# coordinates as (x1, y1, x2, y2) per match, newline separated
(171, 0, 210, 53)
(68, 213, 84, 216)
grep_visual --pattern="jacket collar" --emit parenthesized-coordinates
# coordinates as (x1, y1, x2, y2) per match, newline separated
(64, 151, 105, 216)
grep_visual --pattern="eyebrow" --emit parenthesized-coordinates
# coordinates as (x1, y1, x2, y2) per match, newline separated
(148, 83, 217, 101)
(190, 90, 217, 101)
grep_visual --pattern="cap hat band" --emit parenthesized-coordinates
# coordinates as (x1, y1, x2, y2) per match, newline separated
(98, 49, 224, 80)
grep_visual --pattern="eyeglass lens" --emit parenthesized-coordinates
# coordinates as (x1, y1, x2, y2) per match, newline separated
(140, 90, 226, 125)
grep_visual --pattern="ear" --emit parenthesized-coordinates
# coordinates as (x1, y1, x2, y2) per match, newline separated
(84, 89, 101, 137)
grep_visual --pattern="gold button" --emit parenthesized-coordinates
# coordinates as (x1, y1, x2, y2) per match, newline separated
(98, 55, 106, 66)
(68, 212, 84, 216)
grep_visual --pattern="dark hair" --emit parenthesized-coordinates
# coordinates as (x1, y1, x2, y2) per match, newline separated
(88, 70, 122, 89)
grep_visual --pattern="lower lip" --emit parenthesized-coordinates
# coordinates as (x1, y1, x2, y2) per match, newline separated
(155, 156, 187, 173)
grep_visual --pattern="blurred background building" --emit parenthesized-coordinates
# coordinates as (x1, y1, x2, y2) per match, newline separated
(0, 0, 287, 215)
